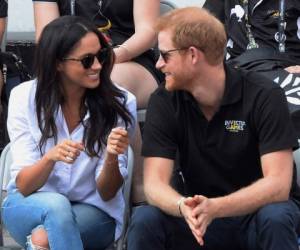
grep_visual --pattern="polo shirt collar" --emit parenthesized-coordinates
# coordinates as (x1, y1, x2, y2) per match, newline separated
(182, 65, 243, 106)
(221, 65, 243, 106)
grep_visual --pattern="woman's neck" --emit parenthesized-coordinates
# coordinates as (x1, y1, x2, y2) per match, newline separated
(62, 87, 85, 133)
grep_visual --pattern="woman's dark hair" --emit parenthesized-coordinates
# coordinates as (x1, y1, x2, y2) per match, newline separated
(34, 15, 132, 157)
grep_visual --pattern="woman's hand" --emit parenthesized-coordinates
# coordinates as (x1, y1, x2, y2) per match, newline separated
(45, 139, 84, 164)
(107, 127, 129, 155)
(285, 65, 300, 74)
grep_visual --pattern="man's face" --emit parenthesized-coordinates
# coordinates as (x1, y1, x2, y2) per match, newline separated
(156, 30, 189, 91)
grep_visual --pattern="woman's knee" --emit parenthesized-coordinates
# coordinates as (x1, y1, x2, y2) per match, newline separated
(29, 227, 49, 250)
(28, 192, 75, 228)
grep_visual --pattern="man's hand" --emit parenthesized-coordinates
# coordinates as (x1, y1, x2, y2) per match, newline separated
(181, 197, 205, 245)
(184, 195, 219, 246)
(285, 65, 300, 74)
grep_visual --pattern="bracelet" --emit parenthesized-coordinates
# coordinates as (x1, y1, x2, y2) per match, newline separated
(117, 44, 131, 56)
(177, 197, 185, 216)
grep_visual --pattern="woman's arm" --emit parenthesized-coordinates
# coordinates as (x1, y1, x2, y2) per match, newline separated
(113, 0, 160, 63)
(8, 82, 84, 196)
(96, 92, 137, 201)
(33, 1, 60, 41)
(96, 127, 129, 201)
(16, 140, 84, 196)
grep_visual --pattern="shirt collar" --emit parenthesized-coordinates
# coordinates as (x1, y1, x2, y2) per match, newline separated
(182, 64, 243, 106)
(221, 64, 243, 106)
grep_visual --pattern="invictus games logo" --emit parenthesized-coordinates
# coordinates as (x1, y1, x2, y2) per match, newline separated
(225, 120, 246, 133)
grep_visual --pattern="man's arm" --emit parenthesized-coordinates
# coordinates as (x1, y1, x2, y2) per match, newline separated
(144, 157, 182, 216)
(186, 149, 294, 244)
(210, 149, 293, 216)
(144, 156, 202, 242)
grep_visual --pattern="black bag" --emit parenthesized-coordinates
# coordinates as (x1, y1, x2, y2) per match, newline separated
(1, 51, 32, 100)
(0, 51, 32, 152)
(227, 47, 297, 72)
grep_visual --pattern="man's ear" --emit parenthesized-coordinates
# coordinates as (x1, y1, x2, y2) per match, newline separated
(190, 46, 204, 64)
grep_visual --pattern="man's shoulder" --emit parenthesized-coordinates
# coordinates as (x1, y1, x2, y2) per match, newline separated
(225, 65, 282, 94)
(243, 70, 282, 93)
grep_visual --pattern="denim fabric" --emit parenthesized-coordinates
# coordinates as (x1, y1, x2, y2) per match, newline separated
(2, 190, 115, 250)
(128, 201, 300, 250)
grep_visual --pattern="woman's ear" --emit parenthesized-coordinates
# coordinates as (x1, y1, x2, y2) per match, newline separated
(57, 61, 64, 72)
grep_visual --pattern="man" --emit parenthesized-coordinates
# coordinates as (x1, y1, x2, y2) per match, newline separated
(127, 7, 300, 250)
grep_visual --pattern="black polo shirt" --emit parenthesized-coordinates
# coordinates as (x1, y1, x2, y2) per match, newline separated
(203, 0, 300, 60)
(142, 66, 300, 200)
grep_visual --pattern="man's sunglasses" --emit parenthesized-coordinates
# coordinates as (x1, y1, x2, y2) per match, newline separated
(62, 48, 109, 69)
(159, 48, 188, 62)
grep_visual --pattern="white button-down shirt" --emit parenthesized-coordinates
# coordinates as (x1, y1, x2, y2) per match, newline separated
(6, 79, 137, 239)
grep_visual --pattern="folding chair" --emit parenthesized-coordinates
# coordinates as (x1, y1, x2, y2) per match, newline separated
(113, 146, 134, 250)
(160, 0, 177, 15)
(0, 143, 22, 249)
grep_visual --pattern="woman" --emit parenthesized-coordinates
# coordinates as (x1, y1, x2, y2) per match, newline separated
(32, 0, 161, 204)
(2, 15, 136, 250)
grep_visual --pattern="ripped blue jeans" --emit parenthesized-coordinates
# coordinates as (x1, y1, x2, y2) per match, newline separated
(1, 190, 115, 250)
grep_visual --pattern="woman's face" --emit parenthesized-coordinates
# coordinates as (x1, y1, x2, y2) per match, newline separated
(57, 32, 104, 91)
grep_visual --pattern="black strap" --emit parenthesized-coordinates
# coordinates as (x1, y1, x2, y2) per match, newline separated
(70, 0, 75, 15)
(276, 0, 286, 53)
(241, 0, 286, 52)
(241, 0, 259, 50)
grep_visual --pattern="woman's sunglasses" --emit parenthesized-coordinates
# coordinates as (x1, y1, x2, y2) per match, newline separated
(62, 48, 109, 69)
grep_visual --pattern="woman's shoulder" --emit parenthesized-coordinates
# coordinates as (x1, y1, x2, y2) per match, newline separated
(115, 83, 136, 106)
(9, 79, 37, 103)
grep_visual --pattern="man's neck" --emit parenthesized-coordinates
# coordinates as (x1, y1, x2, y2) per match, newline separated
(190, 64, 226, 121)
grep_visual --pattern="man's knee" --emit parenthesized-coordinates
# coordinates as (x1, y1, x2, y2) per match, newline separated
(256, 201, 300, 231)
(128, 205, 173, 250)
(129, 205, 166, 233)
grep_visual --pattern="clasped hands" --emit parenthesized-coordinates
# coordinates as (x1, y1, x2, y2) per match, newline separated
(180, 195, 219, 246)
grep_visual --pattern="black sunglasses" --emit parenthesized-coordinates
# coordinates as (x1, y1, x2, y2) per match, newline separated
(159, 48, 188, 62)
(62, 48, 109, 69)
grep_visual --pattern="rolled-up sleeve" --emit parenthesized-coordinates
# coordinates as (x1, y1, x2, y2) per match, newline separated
(7, 81, 41, 181)
(95, 89, 137, 181)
